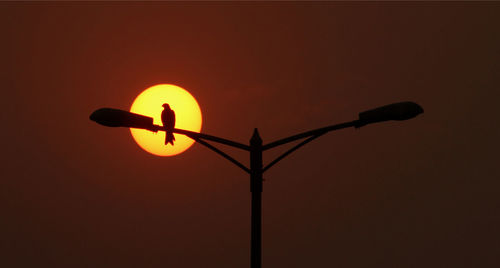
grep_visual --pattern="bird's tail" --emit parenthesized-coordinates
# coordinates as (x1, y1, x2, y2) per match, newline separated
(165, 131, 175, 146)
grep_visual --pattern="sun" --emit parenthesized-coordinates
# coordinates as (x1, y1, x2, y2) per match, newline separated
(130, 84, 202, 156)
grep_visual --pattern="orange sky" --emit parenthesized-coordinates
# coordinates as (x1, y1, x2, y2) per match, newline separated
(1, 2, 499, 268)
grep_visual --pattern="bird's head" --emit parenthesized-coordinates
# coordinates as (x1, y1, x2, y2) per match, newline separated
(162, 103, 170, 109)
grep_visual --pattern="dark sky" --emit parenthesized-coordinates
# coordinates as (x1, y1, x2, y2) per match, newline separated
(2, 2, 499, 268)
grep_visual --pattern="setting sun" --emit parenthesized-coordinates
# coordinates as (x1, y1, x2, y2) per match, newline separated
(130, 84, 202, 156)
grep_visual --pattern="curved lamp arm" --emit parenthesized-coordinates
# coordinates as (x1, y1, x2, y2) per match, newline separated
(261, 101, 423, 171)
(90, 108, 249, 150)
(263, 121, 358, 151)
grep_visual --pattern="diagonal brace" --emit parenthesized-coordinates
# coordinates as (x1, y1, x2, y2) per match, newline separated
(195, 138, 250, 174)
(262, 132, 327, 173)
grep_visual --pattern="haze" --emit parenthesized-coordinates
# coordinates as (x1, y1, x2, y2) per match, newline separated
(1, 2, 499, 268)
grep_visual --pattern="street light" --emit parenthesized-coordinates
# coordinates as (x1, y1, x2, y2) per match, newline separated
(90, 101, 423, 268)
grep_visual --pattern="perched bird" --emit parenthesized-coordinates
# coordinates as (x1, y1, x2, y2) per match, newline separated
(161, 103, 176, 145)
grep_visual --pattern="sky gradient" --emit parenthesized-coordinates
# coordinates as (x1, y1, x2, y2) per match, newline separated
(1, 2, 499, 267)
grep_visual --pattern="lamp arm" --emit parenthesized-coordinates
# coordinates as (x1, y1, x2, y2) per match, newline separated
(262, 120, 358, 151)
(150, 125, 250, 151)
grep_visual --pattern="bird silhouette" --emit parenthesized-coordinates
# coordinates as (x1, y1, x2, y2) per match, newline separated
(161, 103, 176, 145)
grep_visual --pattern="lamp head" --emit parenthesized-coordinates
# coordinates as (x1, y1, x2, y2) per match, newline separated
(356, 101, 423, 128)
(90, 108, 155, 130)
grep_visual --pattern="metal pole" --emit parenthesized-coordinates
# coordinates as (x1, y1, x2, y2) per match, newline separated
(250, 128, 263, 268)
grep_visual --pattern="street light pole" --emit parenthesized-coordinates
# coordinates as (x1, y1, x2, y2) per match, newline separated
(90, 101, 423, 268)
(250, 129, 263, 268)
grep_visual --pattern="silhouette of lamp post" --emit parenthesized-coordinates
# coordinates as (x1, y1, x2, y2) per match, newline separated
(90, 101, 423, 268)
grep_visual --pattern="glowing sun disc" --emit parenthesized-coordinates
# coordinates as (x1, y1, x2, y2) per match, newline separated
(130, 84, 202, 156)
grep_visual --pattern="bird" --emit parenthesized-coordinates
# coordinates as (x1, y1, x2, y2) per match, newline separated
(161, 103, 176, 145)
